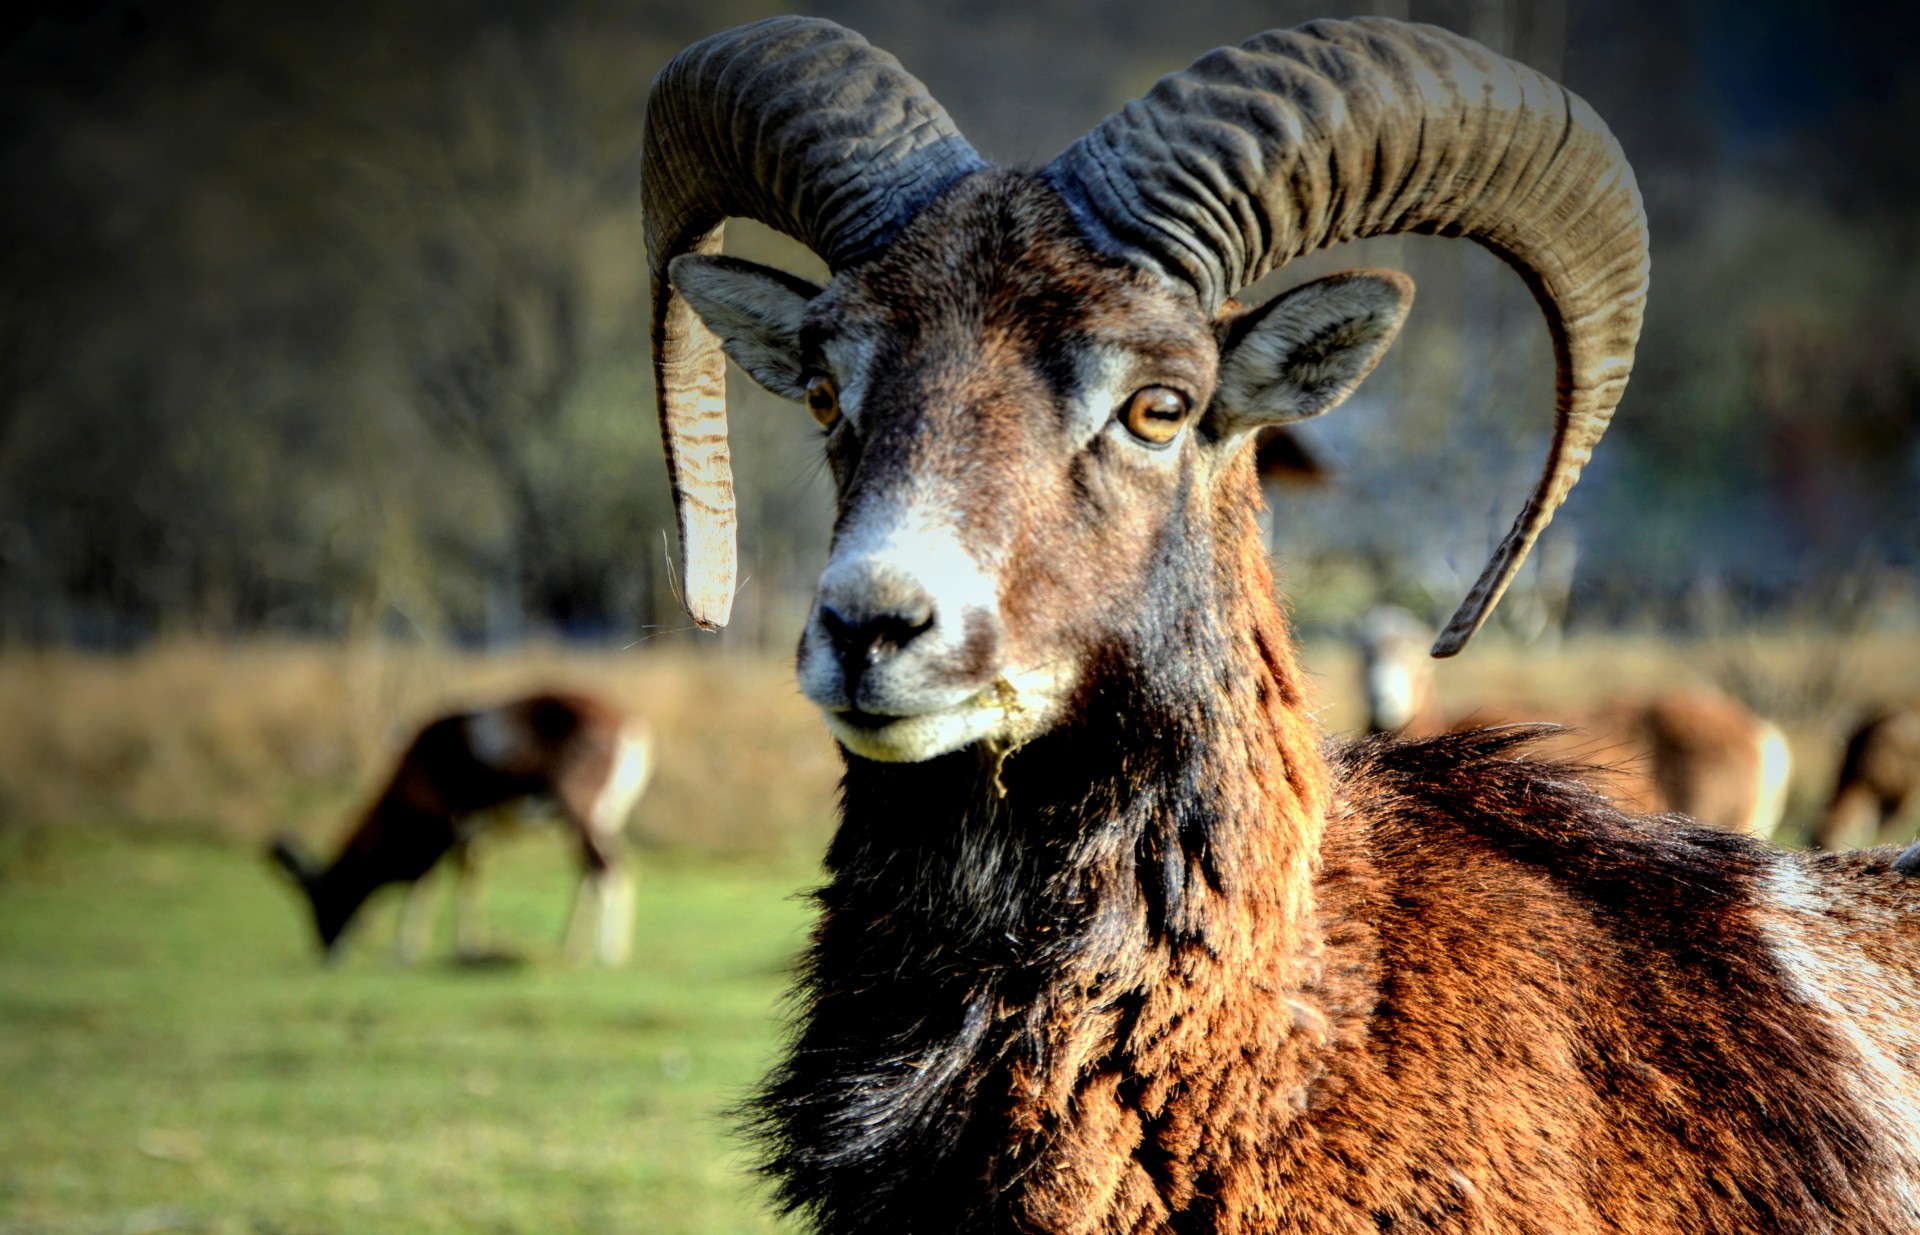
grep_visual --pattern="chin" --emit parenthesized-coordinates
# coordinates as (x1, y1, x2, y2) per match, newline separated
(820, 663, 1075, 764)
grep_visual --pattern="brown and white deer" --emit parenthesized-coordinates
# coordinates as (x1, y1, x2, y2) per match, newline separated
(270, 692, 651, 966)
(1357, 604, 1794, 835)
(641, 15, 1920, 1233)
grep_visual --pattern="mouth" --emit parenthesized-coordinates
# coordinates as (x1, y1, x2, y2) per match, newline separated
(821, 666, 1070, 763)
(834, 708, 901, 732)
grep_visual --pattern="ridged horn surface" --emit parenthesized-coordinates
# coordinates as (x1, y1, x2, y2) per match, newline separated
(644, 17, 984, 628)
(1046, 17, 1648, 655)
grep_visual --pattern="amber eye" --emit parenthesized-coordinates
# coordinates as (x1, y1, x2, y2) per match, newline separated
(805, 375, 841, 429)
(1120, 386, 1190, 445)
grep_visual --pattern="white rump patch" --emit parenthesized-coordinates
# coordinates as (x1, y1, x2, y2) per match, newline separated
(1747, 720, 1793, 836)
(1364, 658, 1420, 733)
(590, 722, 654, 840)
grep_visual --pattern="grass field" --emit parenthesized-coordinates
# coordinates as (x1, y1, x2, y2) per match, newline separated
(3, 631, 1918, 1231)
(0, 829, 814, 1234)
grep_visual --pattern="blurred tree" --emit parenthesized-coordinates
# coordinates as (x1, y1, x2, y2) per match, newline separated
(0, 0, 1912, 647)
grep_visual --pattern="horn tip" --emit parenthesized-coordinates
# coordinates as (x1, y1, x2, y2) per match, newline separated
(1428, 626, 1472, 659)
(685, 593, 733, 632)
(1430, 597, 1493, 658)
(682, 574, 735, 631)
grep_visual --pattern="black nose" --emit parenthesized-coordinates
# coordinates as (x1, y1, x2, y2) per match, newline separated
(818, 596, 935, 696)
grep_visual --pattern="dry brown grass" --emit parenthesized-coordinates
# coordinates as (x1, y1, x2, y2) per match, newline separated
(0, 640, 841, 859)
(1, 630, 1914, 855)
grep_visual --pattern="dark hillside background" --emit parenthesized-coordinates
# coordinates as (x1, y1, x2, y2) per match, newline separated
(2, 0, 1915, 649)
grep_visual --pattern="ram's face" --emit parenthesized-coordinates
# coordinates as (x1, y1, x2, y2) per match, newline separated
(671, 172, 1411, 762)
(797, 177, 1227, 761)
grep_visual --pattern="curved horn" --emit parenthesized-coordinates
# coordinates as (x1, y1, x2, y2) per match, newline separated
(644, 18, 984, 628)
(1045, 17, 1648, 655)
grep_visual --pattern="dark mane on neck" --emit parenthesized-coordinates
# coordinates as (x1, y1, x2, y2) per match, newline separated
(748, 479, 1334, 1228)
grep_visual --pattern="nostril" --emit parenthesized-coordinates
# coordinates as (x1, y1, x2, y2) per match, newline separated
(817, 598, 937, 675)
(819, 604, 856, 650)
(867, 607, 934, 657)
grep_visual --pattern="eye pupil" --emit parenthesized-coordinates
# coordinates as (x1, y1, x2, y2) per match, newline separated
(1121, 386, 1189, 444)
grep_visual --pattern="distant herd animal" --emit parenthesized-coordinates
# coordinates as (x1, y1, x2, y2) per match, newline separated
(1355, 604, 1794, 836)
(270, 691, 650, 966)
(1811, 702, 1920, 851)
(633, 13, 1920, 1233)
(254, 13, 1920, 1234)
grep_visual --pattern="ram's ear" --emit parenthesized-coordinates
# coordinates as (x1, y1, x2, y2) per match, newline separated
(667, 254, 823, 401)
(1208, 270, 1413, 439)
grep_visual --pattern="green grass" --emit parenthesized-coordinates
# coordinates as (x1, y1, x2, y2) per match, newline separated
(0, 830, 816, 1234)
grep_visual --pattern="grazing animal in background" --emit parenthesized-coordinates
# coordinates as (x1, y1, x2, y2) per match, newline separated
(643, 15, 1920, 1233)
(1811, 703, 1920, 850)
(269, 692, 651, 966)
(1358, 605, 1794, 835)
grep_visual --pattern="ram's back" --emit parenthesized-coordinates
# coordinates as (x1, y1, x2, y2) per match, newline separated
(1310, 727, 1920, 1232)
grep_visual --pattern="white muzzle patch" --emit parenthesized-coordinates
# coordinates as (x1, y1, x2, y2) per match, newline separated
(799, 501, 1071, 762)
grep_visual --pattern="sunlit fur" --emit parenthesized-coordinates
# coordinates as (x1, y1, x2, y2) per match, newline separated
(685, 170, 1920, 1233)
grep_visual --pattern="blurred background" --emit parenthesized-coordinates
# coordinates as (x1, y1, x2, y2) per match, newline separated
(1, 0, 1916, 1231)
